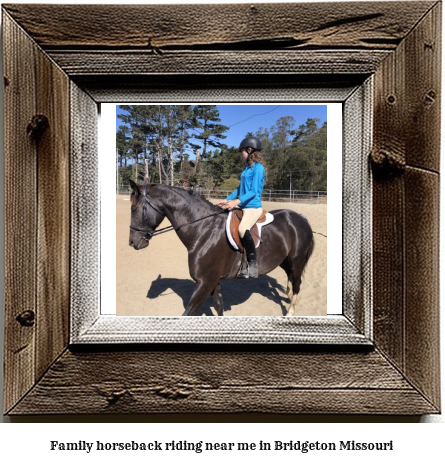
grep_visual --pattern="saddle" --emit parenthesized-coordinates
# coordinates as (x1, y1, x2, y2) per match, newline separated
(226, 209, 274, 252)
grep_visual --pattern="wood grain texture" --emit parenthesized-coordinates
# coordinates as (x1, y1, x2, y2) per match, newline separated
(3, 2, 433, 81)
(8, 349, 437, 415)
(404, 2, 441, 171)
(76, 75, 365, 104)
(74, 315, 370, 346)
(372, 39, 406, 367)
(35, 35, 71, 382)
(400, 4, 441, 408)
(372, 174, 405, 367)
(3, 12, 38, 414)
(3, 11, 71, 412)
(47, 50, 390, 76)
(2, 2, 435, 50)
(2, 2, 441, 416)
(70, 83, 99, 337)
(342, 80, 373, 336)
(404, 168, 440, 407)
(371, 1, 441, 172)
(372, 2, 441, 411)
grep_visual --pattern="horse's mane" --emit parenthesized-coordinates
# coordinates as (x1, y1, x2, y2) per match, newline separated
(153, 184, 222, 212)
(186, 188, 222, 211)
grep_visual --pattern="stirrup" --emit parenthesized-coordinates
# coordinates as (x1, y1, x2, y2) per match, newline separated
(237, 268, 249, 279)
(237, 262, 258, 279)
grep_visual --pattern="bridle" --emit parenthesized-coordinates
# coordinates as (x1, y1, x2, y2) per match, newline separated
(129, 195, 227, 241)
(129, 196, 164, 240)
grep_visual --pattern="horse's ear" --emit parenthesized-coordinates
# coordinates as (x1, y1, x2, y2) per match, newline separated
(129, 180, 140, 196)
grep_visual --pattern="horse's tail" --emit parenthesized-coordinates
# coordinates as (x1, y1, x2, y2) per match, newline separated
(302, 232, 315, 275)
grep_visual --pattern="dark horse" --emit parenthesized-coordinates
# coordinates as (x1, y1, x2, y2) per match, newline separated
(128, 181, 314, 316)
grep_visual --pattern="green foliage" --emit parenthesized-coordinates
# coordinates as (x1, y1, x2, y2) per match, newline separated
(191, 105, 230, 158)
(260, 117, 327, 191)
(118, 165, 138, 186)
(118, 104, 229, 187)
(204, 146, 244, 186)
(117, 106, 327, 193)
(219, 176, 241, 192)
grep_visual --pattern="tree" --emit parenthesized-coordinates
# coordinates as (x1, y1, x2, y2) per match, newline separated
(255, 127, 272, 186)
(116, 106, 327, 194)
(253, 116, 327, 191)
(138, 105, 168, 184)
(265, 116, 296, 189)
(140, 105, 196, 185)
(118, 106, 146, 183)
(191, 105, 229, 158)
(271, 116, 295, 148)
(174, 105, 195, 175)
(204, 146, 243, 188)
(219, 175, 241, 192)
(116, 126, 129, 168)
(118, 105, 198, 186)
(291, 117, 320, 144)
(289, 118, 327, 191)
(179, 154, 195, 188)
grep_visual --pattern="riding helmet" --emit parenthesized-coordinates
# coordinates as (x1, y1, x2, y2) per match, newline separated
(239, 136, 262, 152)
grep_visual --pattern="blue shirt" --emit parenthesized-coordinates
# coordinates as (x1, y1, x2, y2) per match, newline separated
(226, 162, 265, 208)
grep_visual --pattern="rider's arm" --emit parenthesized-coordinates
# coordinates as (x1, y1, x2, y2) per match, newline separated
(225, 186, 240, 201)
(237, 163, 265, 205)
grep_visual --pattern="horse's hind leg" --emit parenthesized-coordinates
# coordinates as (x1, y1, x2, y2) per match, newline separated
(285, 255, 306, 317)
(287, 294, 299, 317)
(279, 260, 293, 300)
(211, 282, 224, 316)
(286, 280, 293, 301)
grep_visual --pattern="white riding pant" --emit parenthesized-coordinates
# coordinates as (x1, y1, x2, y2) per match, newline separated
(238, 207, 263, 239)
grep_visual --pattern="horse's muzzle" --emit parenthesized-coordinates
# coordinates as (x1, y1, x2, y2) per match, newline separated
(129, 236, 149, 250)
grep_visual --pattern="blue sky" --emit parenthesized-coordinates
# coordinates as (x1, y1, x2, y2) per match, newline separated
(116, 104, 327, 155)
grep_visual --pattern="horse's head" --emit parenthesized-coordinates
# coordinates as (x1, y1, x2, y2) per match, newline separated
(128, 180, 165, 250)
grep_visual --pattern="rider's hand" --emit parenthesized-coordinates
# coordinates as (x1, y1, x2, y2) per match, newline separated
(218, 199, 241, 210)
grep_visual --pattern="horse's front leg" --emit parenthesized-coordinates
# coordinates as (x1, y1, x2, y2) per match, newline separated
(183, 279, 220, 316)
(211, 282, 224, 316)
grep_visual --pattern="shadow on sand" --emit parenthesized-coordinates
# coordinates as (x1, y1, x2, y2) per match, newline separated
(146, 274, 288, 316)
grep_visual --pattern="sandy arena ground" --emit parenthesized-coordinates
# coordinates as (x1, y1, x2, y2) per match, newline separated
(116, 195, 327, 316)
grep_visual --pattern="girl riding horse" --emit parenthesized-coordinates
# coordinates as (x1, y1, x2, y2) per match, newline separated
(218, 136, 266, 278)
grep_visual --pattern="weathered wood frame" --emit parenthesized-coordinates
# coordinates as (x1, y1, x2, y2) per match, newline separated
(2, 2, 441, 415)
(71, 83, 372, 345)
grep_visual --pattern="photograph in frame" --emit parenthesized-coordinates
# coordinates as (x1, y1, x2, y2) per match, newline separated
(106, 103, 338, 318)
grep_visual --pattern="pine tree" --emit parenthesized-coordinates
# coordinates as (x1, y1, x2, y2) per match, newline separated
(191, 105, 229, 158)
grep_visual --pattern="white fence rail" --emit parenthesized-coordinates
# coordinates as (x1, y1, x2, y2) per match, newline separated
(118, 185, 327, 204)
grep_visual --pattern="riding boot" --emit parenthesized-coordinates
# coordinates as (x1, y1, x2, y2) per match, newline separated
(238, 230, 258, 278)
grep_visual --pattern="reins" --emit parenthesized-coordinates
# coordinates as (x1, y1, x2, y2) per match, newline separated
(130, 194, 327, 240)
(129, 196, 228, 239)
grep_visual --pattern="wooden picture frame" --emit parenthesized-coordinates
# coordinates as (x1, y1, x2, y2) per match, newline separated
(2, 2, 441, 415)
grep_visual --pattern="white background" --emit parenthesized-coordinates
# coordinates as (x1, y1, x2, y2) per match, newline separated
(101, 103, 342, 315)
(0, 0, 444, 461)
